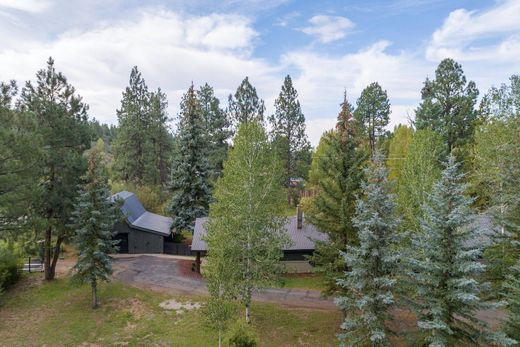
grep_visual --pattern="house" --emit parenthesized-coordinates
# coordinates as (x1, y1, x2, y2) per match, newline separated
(191, 206, 328, 273)
(111, 191, 173, 254)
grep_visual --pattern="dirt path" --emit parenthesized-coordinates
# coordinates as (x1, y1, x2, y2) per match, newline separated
(111, 255, 337, 310)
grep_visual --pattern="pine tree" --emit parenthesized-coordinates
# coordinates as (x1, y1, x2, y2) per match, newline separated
(335, 153, 400, 347)
(205, 121, 289, 323)
(415, 59, 479, 153)
(70, 149, 119, 309)
(354, 82, 391, 154)
(0, 80, 41, 236)
(269, 75, 310, 186)
(407, 155, 508, 346)
(147, 88, 172, 186)
(227, 77, 265, 128)
(197, 83, 231, 179)
(20, 57, 92, 280)
(112, 66, 151, 184)
(167, 84, 212, 233)
(307, 93, 366, 295)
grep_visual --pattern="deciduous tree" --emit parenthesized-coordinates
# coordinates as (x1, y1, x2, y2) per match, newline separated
(205, 122, 289, 323)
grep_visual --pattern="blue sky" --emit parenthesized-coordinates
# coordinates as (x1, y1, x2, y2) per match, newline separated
(1, 0, 519, 145)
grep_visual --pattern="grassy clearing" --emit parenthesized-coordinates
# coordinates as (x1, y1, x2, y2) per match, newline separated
(0, 274, 341, 346)
(278, 273, 327, 291)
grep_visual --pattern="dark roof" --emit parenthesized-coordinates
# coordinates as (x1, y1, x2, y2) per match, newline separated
(111, 191, 172, 237)
(191, 216, 328, 252)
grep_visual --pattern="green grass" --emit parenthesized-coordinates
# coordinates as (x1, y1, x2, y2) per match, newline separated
(278, 273, 327, 291)
(0, 274, 340, 346)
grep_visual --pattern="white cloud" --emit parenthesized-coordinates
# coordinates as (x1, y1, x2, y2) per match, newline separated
(0, 10, 280, 125)
(300, 15, 354, 43)
(0, 0, 52, 13)
(274, 11, 300, 27)
(427, 0, 520, 62)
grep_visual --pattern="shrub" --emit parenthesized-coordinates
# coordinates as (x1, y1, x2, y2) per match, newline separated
(0, 247, 20, 291)
(229, 322, 258, 347)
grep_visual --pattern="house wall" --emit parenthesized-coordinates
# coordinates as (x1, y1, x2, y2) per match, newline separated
(128, 228, 164, 254)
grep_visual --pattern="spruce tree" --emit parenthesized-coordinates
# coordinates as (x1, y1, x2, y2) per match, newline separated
(20, 57, 91, 280)
(70, 149, 119, 309)
(354, 82, 391, 154)
(407, 155, 509, 346)
(307, 93, 366, 295)
(415, 58, 479, 153)
(227, 77, 265, 128)
(205, 121, 289, 323)
(269, 75, 310, 185)
(502, 261, 520, 343)
(112, 66, 151, 184)
(167, 84, 211, 233)
(197, 83, 231, 179)
(335, 153, 400, 347)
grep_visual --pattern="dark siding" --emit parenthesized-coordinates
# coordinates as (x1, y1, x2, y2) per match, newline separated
(128, 228, 164, 254)
(282, 250, 314, 261)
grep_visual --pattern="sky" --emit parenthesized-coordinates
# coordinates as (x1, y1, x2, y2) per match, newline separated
(1, 0, 519, 146)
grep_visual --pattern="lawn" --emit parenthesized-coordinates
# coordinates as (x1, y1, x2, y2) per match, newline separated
(278, 273, 327, 291)
(0, 275, 341, 347)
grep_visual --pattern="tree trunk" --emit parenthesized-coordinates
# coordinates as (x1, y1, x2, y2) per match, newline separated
(218, 331, 222, 347)
(92, 280, 98, 309)
(245, 303, 250, 324)
(44, 226, 52, 280)
(48, 236, 63, 280)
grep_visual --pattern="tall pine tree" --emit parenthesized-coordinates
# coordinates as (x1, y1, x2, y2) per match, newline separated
(227, 77, 265, 128)
(307, 93, 366, 295)
(336, 153, 400, 347)
(354, 82, 391, 154)
(20, 57, 91, 280)
(167, 84, 211, 233)
(112, 66, 151, 184)
(407, 155, 509, 346)
(147, 88, 172, 186)
(269, 75, 310, 185)
(0, 80, 41, 237)
(502, 261, 520, 344)
(205, 121, 289, 323)
(70, 149, 119, 309)
(197, 83, 231, 179)
(415, 58, 479, 153)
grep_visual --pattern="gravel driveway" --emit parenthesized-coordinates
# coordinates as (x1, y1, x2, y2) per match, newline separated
(112, 255, 336, 310)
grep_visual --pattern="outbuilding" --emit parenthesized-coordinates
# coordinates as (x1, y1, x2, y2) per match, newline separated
(111, 191, 172, 254)
(191, 207, 328, 273)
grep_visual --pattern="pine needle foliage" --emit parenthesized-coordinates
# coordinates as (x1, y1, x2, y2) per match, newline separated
(70, 149, 119, 309)
(335, 153, 400, 347)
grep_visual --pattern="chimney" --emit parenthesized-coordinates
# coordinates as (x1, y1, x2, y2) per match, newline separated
(297, 205, 303, 229)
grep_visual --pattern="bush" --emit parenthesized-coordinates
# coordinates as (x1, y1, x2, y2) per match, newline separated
(229, 322, 258, 347)
(0, 247, 20, 291)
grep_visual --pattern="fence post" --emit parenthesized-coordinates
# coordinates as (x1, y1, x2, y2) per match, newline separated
(28, 256, 31, 272)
